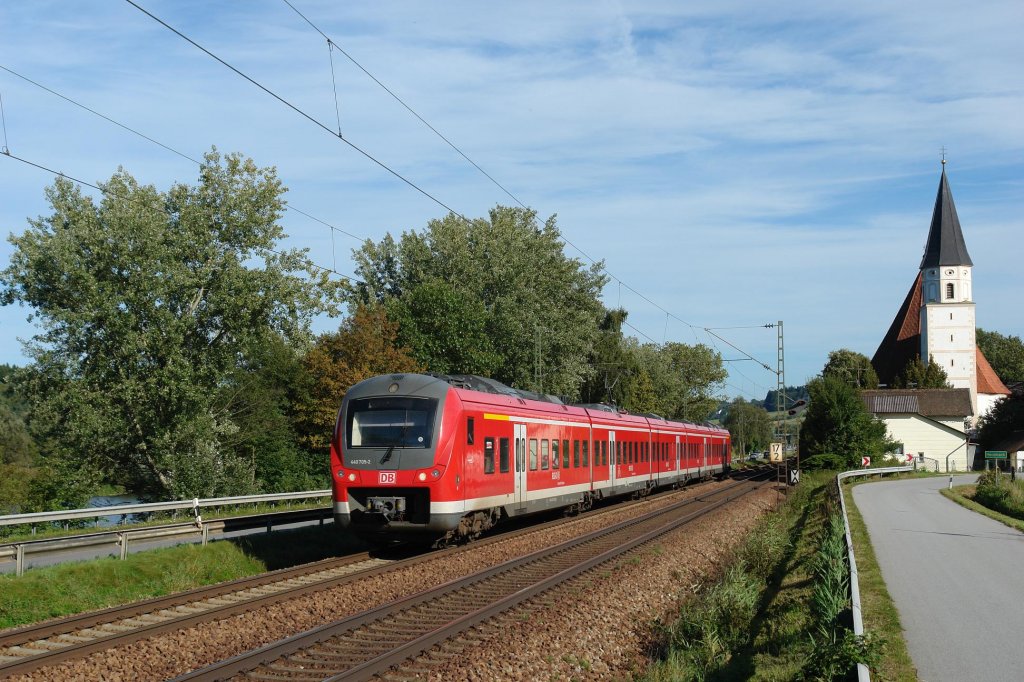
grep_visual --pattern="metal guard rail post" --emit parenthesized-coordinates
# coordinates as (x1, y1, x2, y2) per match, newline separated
(836, 465, 912, 682)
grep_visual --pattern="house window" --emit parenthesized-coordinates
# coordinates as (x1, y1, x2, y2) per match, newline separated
(946, 283, 954, 299)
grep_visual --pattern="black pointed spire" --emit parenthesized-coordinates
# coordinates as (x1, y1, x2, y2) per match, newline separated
(919, 164, 973, 268)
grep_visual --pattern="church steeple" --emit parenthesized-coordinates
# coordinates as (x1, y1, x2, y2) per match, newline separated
(919, 163, 973, 268)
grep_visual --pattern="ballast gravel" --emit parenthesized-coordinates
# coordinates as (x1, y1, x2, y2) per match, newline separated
(10, 480, 777, 681)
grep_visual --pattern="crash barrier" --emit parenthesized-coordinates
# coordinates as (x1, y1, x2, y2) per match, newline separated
(0, 490, 331, 576)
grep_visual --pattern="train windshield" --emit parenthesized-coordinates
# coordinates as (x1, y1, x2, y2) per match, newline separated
(347, 396, 437, 448)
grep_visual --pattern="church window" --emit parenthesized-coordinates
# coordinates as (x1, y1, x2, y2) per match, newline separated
(950, 334, 954, 342)
(945, 283, 954, 299)
(950, 359, 954, 367)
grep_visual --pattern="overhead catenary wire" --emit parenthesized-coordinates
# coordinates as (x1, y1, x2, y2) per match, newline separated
(19, 3, 778, 389)
(1, 89, 10, 154)
(277, 0, 704, 336)
(1, 151, 358, 285)
(0, 63, 363, 245)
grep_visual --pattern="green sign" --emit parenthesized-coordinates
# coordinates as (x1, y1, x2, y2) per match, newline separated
(985, 450, 1008, 459)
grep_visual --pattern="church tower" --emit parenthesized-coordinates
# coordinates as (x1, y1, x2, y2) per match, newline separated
(918, 161, 978, 408)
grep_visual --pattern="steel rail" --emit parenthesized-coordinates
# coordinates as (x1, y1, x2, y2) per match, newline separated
(173, 477, 768, 681)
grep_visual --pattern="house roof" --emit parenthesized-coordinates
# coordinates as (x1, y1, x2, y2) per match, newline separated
(871, 273, 923, 386)
(977, 347, 1011, 396)
(920, 166, 973, 268)
(861, 388, 973, 417)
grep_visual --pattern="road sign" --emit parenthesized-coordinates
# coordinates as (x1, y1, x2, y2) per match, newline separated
(789, 469, 800, 485)
(769, 442, 784, 463)
(862, 456, 871, 467)
(905, 453, 914, 463)
(985, 450, 1008, 459)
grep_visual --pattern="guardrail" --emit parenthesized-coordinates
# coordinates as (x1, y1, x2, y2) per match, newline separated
(0, 490, 333, 576)
(836, 465, 913, 682)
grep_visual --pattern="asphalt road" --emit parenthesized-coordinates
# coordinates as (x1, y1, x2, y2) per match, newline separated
(853, 474, 1024, 682)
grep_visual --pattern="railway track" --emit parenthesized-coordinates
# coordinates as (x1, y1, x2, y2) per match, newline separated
(174, 476, 767, 682)
(0, 471, 768, 679)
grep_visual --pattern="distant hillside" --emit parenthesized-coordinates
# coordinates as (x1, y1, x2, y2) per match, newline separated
(760, 385, 809, 412)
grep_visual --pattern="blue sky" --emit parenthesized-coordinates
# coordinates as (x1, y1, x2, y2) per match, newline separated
(1, 1, 1021, 401)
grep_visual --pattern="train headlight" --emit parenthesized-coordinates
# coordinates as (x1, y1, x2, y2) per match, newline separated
(431, 469, 440, 478)
(347, 473, 357, 482)
(418, 472, 427, 482)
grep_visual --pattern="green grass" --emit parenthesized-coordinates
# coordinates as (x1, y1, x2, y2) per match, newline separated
(941, 484, 1024, 532)
(0, 523, 365, 630)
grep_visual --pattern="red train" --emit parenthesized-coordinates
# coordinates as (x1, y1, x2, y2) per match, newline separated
(331, 373, 731, 542)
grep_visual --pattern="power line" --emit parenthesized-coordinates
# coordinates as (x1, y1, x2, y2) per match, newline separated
(281, 0, 527, 210)
(124, 0, 465, 219)
(0, 63, 364, 246)
(2, 151, 357, 284)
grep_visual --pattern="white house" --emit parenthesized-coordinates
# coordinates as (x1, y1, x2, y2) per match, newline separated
(861, 388, 973, 472)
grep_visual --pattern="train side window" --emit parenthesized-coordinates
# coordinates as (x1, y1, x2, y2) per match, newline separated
(573, 440, 580, 468)
(601, 440, 607, 466)
(529, 439, 538, 471)
(582, 440, 589, 467)
(467, 417, 475, 445)
(541, 439, 550, 470)
(499, 438, 510, 473)
(484, 437, 495, 474)
(563, 439, 570, 468)
(552, 439, 560, 469)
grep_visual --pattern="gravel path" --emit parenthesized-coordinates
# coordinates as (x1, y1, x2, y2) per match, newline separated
(11, 480, 772, 681)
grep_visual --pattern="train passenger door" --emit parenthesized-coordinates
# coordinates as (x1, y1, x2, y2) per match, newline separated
(608, 431, 617, 488)
(514, 423, 527, 509)
(675, 435, 681, 473)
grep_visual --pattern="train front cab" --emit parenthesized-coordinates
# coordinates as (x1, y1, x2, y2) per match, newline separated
(332, 374, 465, 538)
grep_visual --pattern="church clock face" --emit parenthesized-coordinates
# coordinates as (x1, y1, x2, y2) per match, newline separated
(946, 269, 955, 275)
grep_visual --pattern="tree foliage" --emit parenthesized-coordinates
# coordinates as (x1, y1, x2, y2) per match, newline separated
(977, 391, 1024, 452)
(977, 328, 1024, 385)
(822, 348, 879, 389)
(0, 151, 342, 501)
(799, 375, 895, 468)
(292, 306, 422, 454)
(723, 398, 772, 456)
(628, 341, 726, 421)
(893, 355, 951, 389)
(349, 206, 608, 398)
(761, 385, 809, 413)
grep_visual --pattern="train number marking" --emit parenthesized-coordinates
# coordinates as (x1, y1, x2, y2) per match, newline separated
(379, 471, 397, 485)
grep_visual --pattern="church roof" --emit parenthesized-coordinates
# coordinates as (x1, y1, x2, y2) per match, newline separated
(871, 273, 922, 386)
(861, 388, 973, 417)
(977, 347, 1011, 396)
(920, 166, 973, 268)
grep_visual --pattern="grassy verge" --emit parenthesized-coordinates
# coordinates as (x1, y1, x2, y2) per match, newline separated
(643, 471, 896, 681)
(0, 523, 365, 630)
(941, 484, 1024, 532)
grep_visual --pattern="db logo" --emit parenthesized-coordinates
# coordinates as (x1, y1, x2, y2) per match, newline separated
(378, 471, 397, 485)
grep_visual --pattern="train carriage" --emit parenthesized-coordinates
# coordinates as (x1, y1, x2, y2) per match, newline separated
(331, 373, 730, 542)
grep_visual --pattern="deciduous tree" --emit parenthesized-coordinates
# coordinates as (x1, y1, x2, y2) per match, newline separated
(723, 398, 772, 456)
(893, 355, 950, 389)
(349, 206, 608, 398)
(0, 151, 341, 500)
(822, 348, 879, 389)
(977, 328, 1024, 385)
(799, 375, 894, 468)
(292, 306, 422, 454)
